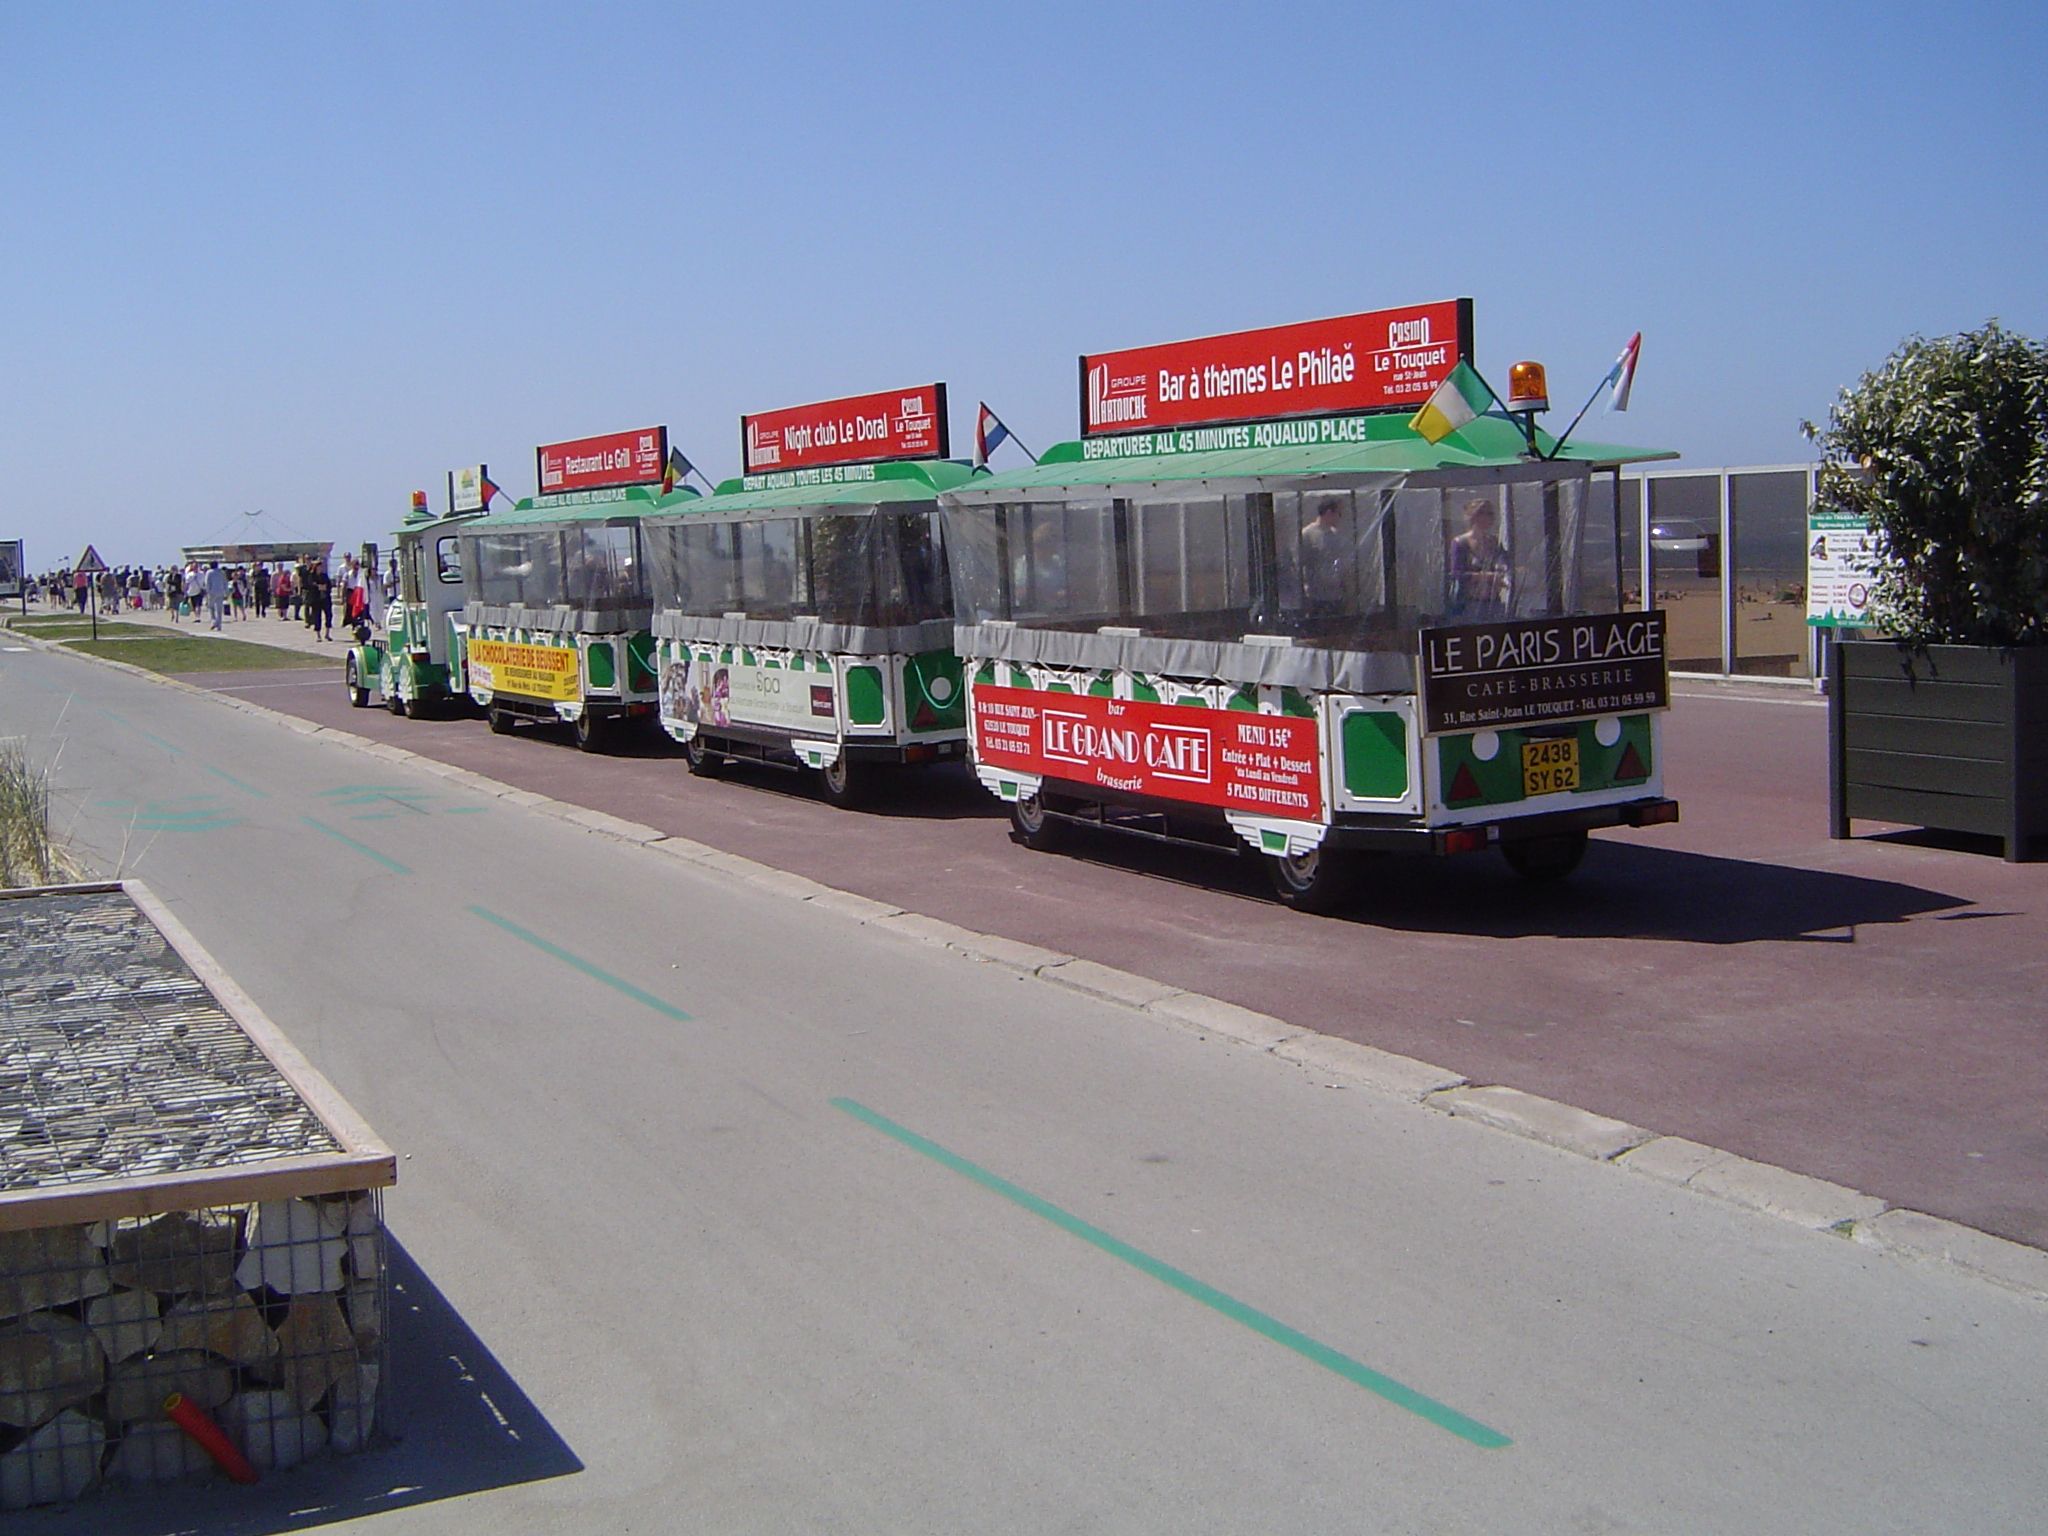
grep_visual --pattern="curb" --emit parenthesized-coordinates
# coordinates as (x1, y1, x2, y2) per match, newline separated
(22, 630, 2048, 1307)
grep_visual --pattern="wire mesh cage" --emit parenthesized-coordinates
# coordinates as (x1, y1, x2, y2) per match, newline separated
(0, 881, 396, 1508)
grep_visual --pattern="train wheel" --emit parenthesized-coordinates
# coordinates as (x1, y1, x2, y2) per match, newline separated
(1008, 792, 1064, 851)
(345, 655, 369, 709)
(1265, 846, 1356, 914)
(572, 709, 607, 753)
(1501, 830, 1588, 882)
(814, 754, 869, 809)
(683, 735, 725, 777)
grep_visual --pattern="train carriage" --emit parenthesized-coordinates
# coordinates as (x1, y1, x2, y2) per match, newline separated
(939, 302, 1682, 909)
(643, 385, 970, 807)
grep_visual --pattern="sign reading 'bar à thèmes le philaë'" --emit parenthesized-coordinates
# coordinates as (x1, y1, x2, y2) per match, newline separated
(742, 384, 948, 476)
(1419, 610, 1670, 736)
(1079, 299, 1471, 437)
(537, 427, 668, 496)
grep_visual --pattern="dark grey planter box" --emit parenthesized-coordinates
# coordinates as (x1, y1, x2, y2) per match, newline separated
(1830, 640, 2048, 861)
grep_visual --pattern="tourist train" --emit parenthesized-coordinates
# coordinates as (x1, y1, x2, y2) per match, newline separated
(345, 298, 1680, 910)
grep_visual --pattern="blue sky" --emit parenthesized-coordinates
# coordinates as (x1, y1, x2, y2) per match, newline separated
(2, 1, 2042, 566)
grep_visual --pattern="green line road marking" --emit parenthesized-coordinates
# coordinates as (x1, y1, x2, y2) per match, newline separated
(468, 905, 692, 1022)
(831, 1098, 1512, 1449)
(133, 817, 244, 833)
(443, 805, 487, 814)
(349, 813, 400, 821)
(301, 816, 413, 874)
(204, 765, 267, 797)
(139, 731, 183, 756)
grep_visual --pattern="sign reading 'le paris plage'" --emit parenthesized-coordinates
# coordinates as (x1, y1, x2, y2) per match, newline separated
(1079, 299, 1471, 436)
(537, 427, 668, 496)
(1419, 610, 1671, 735)
(742, 384, 949, 475)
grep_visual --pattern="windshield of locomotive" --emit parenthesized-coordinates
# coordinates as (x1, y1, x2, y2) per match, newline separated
(945, 471, 1593, 654)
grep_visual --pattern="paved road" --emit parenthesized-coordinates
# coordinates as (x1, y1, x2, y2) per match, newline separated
(3, 641, 2044, 1533)
(173, 656, 2048, 1253)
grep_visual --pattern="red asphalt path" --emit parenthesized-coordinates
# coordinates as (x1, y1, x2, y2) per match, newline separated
(191, 666, 2048, 1250)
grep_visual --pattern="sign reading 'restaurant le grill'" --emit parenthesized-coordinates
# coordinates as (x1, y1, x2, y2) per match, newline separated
(537, 427, 668, 496)
(1419, 610, 1670, 735)
(1080, 299, 1471, 437)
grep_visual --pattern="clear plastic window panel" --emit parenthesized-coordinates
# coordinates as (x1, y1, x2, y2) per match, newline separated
(872, 512, 950, 627)
(557, 525, 644, 613)
(468, 531, 564, 608)
(1730, 470, 1812, 678)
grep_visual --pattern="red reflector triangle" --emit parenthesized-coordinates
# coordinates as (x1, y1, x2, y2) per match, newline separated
(1449, 761, 1482, 803)
(1614, 741, 1647, 781)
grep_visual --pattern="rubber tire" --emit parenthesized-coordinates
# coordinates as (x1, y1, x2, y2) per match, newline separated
(385, 670, 406, 714)
(683, 735, 725, 777)
(572, 709, 606, 754)
(403, 692, 430, 720)
(345, 655, 370, 709)
(1009, 793, 1064, 851)
(1500, 829, 1589, 882)
(1265, 846, 1357, 914)
(814, 753, 869, 810)
(487, 705, 517, 735)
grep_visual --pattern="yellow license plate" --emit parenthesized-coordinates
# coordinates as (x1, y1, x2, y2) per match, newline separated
(1521, 737, 1580, 796)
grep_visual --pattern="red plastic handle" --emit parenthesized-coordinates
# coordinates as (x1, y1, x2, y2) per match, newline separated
(164, 1392, 260, 1485)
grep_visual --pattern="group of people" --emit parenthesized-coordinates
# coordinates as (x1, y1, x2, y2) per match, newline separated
(27, 552, 397, 640)
(1297, 496, 1514, 623)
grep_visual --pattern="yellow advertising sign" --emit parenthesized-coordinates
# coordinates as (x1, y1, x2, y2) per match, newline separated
(470, 637, 580, 702)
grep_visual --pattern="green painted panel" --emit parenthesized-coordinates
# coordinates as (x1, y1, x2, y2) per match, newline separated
(1438, 732, 1524, 807)
(586, 640, 616, 688)
(1342, 711, 1409, 799)
(1281, 687, 1314, 719)
(904, 649, 966, 731)
(1129, 673, 1161, 703)
(1087, 670, 1115, 698)
(847, 664, 887, 725)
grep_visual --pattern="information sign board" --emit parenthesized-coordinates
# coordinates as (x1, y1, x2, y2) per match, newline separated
(1418, 610, 1669, 735)
(537, 428, 667, 496)
(451, 465, 490, 514)
(972, 685, 1324, 820)
(1079, 299, 1471, 437)
(468, 637, 580, 702)
(742, 384, 948, 476)
(0, 540, 22, 601)
(1807, 509, 1881, 628)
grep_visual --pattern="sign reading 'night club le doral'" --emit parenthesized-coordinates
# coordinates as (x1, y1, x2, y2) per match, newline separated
(1078, 299, 1472, 438)
(741, 384, 949, 479)
(1419, 610, 1671, 736)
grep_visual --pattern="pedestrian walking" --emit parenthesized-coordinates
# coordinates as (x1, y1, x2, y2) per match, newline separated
(254, 563, 271, 617)
(204, 562, 228, 630)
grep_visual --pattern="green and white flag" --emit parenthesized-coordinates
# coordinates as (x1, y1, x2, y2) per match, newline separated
(1408, 361, 1492, 444)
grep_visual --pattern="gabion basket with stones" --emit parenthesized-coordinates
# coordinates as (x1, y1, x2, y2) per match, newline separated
(0, 883, 397, 1509)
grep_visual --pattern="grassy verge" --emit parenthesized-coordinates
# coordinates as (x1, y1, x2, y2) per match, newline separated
(0, 741, 89, 887)
(62, 635, 335, 673)
(5, 620, 162, 639)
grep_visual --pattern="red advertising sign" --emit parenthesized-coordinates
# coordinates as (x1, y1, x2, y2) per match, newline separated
(742, 384, 949, 475)
(973, 685, 1324, 821)
(536, 426, 668, 495)
(1079, 299, 1471, 436)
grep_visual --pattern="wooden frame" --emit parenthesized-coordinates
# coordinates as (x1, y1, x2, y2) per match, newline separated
(0, 880, 396, 1234)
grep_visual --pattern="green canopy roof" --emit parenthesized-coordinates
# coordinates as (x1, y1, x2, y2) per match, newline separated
(391, 509, 484, 541)
(944, 413, 1676, 501)
(645, 458, 974, 522)
(480, 483, 698, 533)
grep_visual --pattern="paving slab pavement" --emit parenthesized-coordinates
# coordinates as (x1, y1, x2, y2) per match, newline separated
(151, 655, 2048, 1257)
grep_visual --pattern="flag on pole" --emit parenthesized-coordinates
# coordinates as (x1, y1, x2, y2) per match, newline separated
(478, 470, 502, 508)
(663, 445, 696, 495)
(1603, 332, 1642, 412)
(974, 403, 1013, 469)
(1408, 361, 1493, 444)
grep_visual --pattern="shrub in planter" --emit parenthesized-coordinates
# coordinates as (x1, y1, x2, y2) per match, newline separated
(1806, 322, 2048, 860)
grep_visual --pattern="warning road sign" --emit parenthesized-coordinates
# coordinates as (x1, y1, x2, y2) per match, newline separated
(75, 544, 107, 574)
